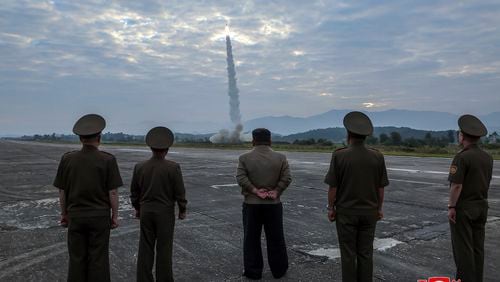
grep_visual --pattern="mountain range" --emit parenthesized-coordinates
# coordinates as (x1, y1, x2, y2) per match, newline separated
(273, 127, 454, 143)
(243, 109, 500, 135)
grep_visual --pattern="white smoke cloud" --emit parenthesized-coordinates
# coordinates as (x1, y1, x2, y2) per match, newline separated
(209, 123, 251, 143)
(211, 29, 247, 144)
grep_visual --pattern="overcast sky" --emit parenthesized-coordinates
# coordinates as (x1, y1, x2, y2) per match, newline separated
(1, 0, 500, 135)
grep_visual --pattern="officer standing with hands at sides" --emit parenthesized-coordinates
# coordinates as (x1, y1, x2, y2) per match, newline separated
(448, 114, 493, 282)
(324, 112, 389, 282)
(236, 128, 292, 280)
(53, 114, 123, 282)
(130, 126, 187, 282)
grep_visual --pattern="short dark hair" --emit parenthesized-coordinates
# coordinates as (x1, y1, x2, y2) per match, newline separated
(461, 131, 480, 142)
(252, 128, 271, 145)
(80, 133, 101, 142)
(347, 131, 366, 141)
(151, 148, 169, 154)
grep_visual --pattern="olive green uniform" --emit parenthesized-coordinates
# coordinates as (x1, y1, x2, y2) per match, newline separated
(324, 141, 389, 282)
(448, 144, 493, 282)
(130, 157, 187, 282)
(54, 145, 123, 282)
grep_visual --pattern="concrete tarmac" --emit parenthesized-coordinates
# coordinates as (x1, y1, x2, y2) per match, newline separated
(0, 140, 499, 281)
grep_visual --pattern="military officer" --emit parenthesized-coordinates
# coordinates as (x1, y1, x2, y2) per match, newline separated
(324, 111, 389, 282)
(448, 114, 493, 282)
(53, 114, 123, 282)
(236, 128, 292, 280)
(130, 126, 187, 282)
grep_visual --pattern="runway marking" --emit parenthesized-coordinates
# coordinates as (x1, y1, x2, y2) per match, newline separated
(305, 238, 404, 259)
(374, 238, 404, 251)
(291, 161, 329, 165)
(389, 178, 443, 185)
(307, 247, 340, 259)
(288, 160, 499, 179)
(388, 168, 448, 175)
(488, 216, 500, 222)
(389, 167, 500, 179)
(210, 184, 239, 189)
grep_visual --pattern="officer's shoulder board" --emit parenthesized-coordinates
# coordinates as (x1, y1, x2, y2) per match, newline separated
(98, 150, 116, 159)
(368, 147, 380, 152)
(457, 146, 471, 155)
(165, 159, 180, 167)
(62, 150, 78, 159)
(334, 146, 347, 152)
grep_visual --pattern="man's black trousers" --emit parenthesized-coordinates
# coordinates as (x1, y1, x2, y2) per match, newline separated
(137, 210, 175, 282)
(242, 203, 288, 279)
(67, 216, 111, 282)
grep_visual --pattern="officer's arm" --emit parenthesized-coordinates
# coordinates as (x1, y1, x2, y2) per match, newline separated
(58, 189, 68, 227)
(173, 164, 187, 216)
(59, 190, 66, 215)
(109, 189, 119, 226)
(448, 182, 462, 224)
(130, 165, 141, 211)
(236, 157, 258, 194)
(448, 182, 463, 207)
(448, 155, 464, 208)
(327, 187, 337, 208)
(276, 158, 292, 194)
(377, 188, 385, 211)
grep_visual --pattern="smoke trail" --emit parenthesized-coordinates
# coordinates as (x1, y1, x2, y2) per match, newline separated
(210, 27, 246, 144)
(226, 33, 241, 125)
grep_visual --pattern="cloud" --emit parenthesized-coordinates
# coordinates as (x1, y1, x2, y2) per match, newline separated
(362, 102, 387, 108)
(1, 0, 500, 134)
(436, 63, 500, 77)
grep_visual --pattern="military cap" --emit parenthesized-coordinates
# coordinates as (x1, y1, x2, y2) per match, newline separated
(146, 126, 174, 149)
(343, 111, 373, 136)
(458, 114, 487, 137)
(73, 114, 106, 136)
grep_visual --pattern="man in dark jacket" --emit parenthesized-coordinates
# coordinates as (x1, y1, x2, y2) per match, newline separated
(324, 112, 389, 282)
(131, 126, 187, 282)
(54, 114, 123, 282)
(448, 114, 493, 282)
(236, 128, 292, 280)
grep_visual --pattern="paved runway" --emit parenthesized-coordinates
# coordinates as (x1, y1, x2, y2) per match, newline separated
(0, 140, 499, 281)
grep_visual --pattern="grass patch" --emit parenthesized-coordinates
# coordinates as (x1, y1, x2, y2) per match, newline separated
(8, 139, 500, 160)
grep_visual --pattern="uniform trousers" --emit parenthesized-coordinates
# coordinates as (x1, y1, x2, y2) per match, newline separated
(67, 216, 111, 282)
(335, 213, 378, 282)
(242, 203, 288, 279)
(450, 206, 488, 282)
(137, 210, 175, 282)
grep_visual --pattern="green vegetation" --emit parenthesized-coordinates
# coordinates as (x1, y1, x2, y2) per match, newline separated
(8, 130, 500, 159)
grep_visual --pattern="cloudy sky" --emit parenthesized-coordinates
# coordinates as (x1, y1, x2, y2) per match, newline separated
(1, 0, 500, 135)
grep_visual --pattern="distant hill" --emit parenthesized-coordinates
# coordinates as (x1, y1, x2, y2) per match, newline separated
(174, 132, 213, 142)
(274, 127, 454, 143)
(244, 109, 500, 135)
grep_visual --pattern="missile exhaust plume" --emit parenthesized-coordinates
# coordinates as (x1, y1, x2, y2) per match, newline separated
(210, 25, 246, 144)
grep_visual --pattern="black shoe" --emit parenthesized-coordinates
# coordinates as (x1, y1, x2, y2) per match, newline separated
(271, 269, 287, 279)
(273, 271, 286, 279)
(243, 271, 262, 280)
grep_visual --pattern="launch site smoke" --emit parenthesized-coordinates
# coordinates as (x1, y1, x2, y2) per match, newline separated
(210, 26, 247, 144)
